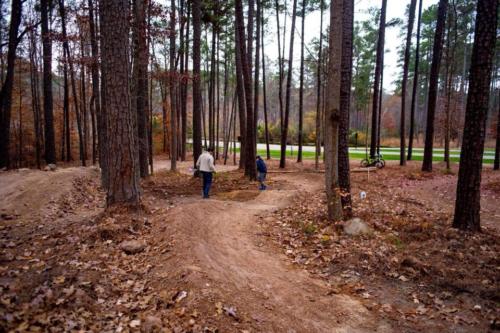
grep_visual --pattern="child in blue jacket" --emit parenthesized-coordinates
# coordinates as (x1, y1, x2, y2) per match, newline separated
(256, 156, 267, 190)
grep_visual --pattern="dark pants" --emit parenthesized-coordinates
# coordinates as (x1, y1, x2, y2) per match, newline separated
(201, 171, 213, 198)
(257, 172, 267, 190)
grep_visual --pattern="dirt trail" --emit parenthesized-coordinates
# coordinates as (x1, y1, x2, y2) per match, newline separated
(161, 173, 391, 332)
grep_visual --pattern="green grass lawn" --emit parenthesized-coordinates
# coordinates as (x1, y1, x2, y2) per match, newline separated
(231, 148, 495, 164)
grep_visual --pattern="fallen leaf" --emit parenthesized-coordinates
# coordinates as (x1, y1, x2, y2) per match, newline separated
(129, 319, 141, 328)
(223, 306, 239, 321)
(215, 302, 223, 315)
(173, 290, 188, 303)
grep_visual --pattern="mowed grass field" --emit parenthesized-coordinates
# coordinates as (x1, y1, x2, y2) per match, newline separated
(230, 146, 496, 164)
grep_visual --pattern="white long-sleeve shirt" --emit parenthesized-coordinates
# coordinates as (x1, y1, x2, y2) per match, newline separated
(196, 152, 216, 172)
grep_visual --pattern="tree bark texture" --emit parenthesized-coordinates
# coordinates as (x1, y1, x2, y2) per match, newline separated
(400, 0, 417, 166)
(422, 0, 448, 172)
(100, 0, 141, 205)
(325, 0, 343, 221)
(453, 0, 497, 231)
(339, 0, 354, 218)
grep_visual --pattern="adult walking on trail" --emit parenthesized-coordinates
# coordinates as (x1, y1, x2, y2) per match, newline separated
(256, 156, 267, 190)
(196, 148, 216, 198)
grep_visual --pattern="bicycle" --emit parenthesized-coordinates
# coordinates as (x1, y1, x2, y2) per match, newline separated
(360, 154, 385, 169)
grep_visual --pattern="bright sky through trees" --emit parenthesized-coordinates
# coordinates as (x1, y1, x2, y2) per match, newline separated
(261, 0, 438, 91)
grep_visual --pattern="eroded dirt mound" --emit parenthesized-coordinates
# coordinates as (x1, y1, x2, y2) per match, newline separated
(0, 167, 101, 219)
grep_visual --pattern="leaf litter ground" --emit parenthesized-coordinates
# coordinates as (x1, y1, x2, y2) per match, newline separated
(0, 159, 498, 332)
(258, 161, 499, 332)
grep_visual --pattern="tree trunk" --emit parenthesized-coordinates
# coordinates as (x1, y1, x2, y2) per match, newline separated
(224, 93, 235, 165)
(209, 27, 216, 151)
(235, 0, 256, 179)
(88, 0, 101, 166)
(59, 0, 85, 166)
(192, 0, 202, 168)
(369, 0, 387, 159)
(325, 0, 344, 220)
(60, 63, 66, 162)
(246, 0, 255, 102)
(216, 32, 221, 159)
(99, 0, 141, 206)
(400, 0, 417, 166)
(422, 0, 448, 172)
(132, 0, 150, 177)
(29, 26, 42, 169)
(408, 0, 423, 161)
(72, 59, 84, 166)
(494, 90, 499, 170)
(279, 0, 298, 169)
(453, 0, 497, 231)
(377, 63, 384, 156)
(169, 0, 177, 171)
(80, 33, 89, 164)
(179, 0, 185, 158)
(202, 79, 208, 149)
(161, 86, 168, 152)
(233, 97, 237, 166)
(0, 0, 22, 169)
(90, 96, 97, 164)
(261, 12, 270, 160)
(40, 0, 57, 165)
(61, 46, 71, 162)
(222, 36, 229, 161)
(456, 42, 468, 148)
(234, 0, 247, 170)
(253, 0, 261, 149)
(148, 23, 154, 174)
(297, 0, 306, 163)
(339, 0, 354, 218)
(181, 0, 190, 161)
(275, 0, 284, 138)
(443, 3, 457, 171)
(315, 0, 324, 170)
(94, 0, 109, 185)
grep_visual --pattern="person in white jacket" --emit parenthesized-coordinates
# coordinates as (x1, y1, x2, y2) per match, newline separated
(196, 148, 216, 198)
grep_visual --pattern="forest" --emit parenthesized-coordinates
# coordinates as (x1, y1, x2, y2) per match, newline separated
(0, 0, 499, 331)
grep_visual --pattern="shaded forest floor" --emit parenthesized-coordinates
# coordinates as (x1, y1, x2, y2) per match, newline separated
(0, 159, 498, 332)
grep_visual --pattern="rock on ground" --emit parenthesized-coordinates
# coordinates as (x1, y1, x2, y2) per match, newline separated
(119, 240, 147, 254)
(343, 218, 373, 236)
(44, 164, 57, 171)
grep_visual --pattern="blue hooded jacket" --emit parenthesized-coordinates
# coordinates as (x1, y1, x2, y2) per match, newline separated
(256, 158, 267, 173)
